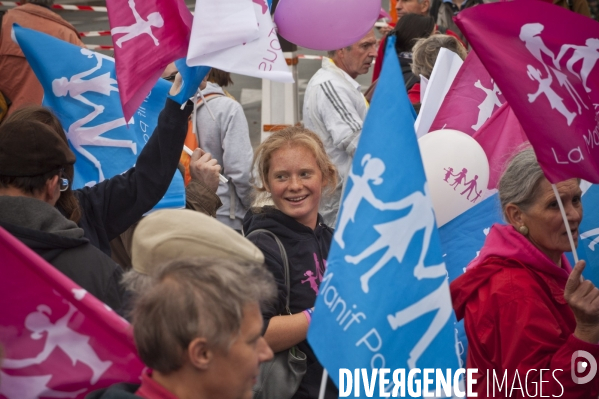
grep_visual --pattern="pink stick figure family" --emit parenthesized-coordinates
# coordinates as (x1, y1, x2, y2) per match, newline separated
(443, 167, 482, 203)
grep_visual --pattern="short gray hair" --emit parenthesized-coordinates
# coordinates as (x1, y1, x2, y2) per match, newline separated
(121, 269, 152, 299)
(411, 34, 467, 79)
(327, 45, 354, 59)
(132, 257, 276, 373)
(498, 148, 545, 219)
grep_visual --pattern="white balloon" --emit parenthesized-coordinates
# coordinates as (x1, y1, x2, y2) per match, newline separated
(418, 129, 490, 227)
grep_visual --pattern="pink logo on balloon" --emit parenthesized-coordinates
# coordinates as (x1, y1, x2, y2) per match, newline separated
(443, 166, 483, 203)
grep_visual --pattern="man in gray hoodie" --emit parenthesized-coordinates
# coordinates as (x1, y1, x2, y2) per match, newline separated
(0, 119, 123, 311)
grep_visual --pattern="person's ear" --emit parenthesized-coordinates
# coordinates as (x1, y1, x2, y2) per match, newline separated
(187, 337, 212, 370)
(505, 203, 526, 228)
(421, 0, 430, 14)
(263, 176, 271, 193)
(335, 48, 346, 63)
(43, 175, 61, 206)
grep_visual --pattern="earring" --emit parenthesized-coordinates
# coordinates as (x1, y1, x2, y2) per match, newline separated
(518, 225, 529, 236)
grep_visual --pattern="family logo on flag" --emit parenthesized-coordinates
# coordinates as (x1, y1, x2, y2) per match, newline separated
(111, 0, 164, 48)
(0, 227, 144, 399)
(308, 35, 460, 394)
(520, 23, 589, 126)
(107, 0, 193, 121)
(430, 51, 505, 135)
(13, 25, 185, 210)
(455, 0, 599, 184)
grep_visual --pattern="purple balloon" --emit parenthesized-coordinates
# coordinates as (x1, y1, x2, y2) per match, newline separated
(274, 0, 380, 51)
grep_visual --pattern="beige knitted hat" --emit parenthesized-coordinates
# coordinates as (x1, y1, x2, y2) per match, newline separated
(131, 209, 264, 275)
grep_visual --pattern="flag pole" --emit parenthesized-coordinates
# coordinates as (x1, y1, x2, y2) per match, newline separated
(318, 369, 328, 399)
(551, 183, 579, 263)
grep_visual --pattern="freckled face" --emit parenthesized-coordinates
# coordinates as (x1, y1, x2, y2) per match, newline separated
(265, 145, 326, 229)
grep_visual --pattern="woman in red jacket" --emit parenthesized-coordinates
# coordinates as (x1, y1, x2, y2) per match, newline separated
(451, 148, 599, 398)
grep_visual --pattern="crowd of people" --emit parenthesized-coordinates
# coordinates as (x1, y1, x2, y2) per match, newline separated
(1, 0, 599, 398)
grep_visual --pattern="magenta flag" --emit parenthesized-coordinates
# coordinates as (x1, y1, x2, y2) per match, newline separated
(107, 0, 193, 121)
(456, 0, 599, 183)
(472, 103, 529, 189)
(430, 50, 506, 136)
(0, 227, 144, 399)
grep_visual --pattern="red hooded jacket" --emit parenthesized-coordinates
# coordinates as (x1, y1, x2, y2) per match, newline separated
(451, 223, 599, 398)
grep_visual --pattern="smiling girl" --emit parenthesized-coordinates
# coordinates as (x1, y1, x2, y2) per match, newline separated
(243, 126, 338, 399)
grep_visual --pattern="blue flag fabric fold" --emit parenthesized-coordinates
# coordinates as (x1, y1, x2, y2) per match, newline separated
(169, 58, 210, 104)
(307, 36, 460, 395)
(12, 24, 184, 211)
(566, 184, 597, 284)
(437, 193, 504, 367)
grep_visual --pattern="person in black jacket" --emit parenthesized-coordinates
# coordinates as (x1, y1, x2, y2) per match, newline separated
(394, 13, 436, 90)
(243, 126, 339, 399)
(2, 74, 193, 256)
(0, 119, 123, 311)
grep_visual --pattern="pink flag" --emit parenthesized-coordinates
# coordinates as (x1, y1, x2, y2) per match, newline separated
(456, 0, 599, 183)
(107, 0, 193, 121)
(430, 51, 506, 136)
(0, 227, 144, 399)
(472, 103, 529, 189)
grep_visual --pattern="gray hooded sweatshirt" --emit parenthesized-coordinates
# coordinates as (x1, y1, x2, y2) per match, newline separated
(195, 82, 254, 230)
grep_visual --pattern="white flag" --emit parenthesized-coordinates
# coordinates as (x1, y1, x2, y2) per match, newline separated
(189, 0, 259, 57)
(187, 0, 293, 83)
(414, 48, 463, 137)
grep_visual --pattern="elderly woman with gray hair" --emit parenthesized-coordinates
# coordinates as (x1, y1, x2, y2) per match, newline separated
(408, 34, 467, 112)
(451, 148, 599, 397)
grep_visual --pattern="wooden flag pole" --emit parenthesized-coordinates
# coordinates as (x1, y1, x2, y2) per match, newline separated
(551, 184, 579, 263)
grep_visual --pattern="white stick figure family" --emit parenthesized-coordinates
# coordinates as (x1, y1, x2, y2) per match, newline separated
(0, 302, 112, 398)
(111, 0, 164, 48)
(519, 23, 596, 125)
(471, 79, 503, 131)
(51, 48, 136, 183)
(443, 167, 482, 203)
(334, 154, 452, 369)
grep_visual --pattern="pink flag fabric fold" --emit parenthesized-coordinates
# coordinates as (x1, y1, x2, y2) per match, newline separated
(107, 0, 193, 121)
(456, 0, 599, 183)
(430, 50, 506, 136)
(0, 227, 144, 399)
(472, 103, 529, 189)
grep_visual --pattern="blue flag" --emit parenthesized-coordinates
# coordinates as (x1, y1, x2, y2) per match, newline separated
(308, 36, 460, 396)
(12, 24, 184, 211)
(439, 194, 503, 282)
(566, 184, 597, 283)
(438, 193, 504, 367)
(170, 58, 210, 104)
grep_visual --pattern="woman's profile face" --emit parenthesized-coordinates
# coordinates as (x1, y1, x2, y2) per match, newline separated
(520, 178, 583, 263)
(265, 144, 325, 229)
